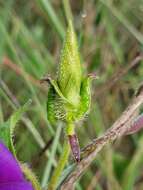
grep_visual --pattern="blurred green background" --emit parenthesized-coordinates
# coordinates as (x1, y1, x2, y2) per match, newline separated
(0, 0, 143, 189)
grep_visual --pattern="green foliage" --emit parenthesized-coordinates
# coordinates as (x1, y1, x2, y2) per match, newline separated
(0, 99, 32, 155)
(1, 0, 143, 189)
(47, 21, 94, 127)
(0, 121, 11, 148)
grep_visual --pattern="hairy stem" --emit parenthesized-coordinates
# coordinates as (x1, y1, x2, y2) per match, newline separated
(21, 164, 42, 190)
(48, 139, 70, 190)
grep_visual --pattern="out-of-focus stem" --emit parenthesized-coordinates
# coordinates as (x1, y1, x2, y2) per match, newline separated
(48, 139, 70, 190)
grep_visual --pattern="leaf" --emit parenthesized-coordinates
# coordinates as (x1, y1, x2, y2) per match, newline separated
(9, 99, 32, 134)
(0, 99, 32, 156)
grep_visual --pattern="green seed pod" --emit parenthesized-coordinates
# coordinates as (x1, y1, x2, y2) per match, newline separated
(47, 83, 66, 124)
(46, 21, 96, 123)
(45, 21, 97, 161)
(57, 21, 81, 107)
(76, 76, 93, 120)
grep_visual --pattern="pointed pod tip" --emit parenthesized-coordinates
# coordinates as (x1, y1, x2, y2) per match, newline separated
(67, 20, 75, 36)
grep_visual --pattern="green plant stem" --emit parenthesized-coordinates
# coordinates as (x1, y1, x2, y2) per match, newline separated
(48, 139, 70, 190)
(62, 0, 73, 23)
(21, 164, 42, 190)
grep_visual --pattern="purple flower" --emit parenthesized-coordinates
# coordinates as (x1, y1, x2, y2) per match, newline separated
(0, 140, 34, 190)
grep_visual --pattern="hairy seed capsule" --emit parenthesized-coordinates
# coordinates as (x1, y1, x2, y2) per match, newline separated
(46, 21, 97, 162)
(58, 21, 81, 107)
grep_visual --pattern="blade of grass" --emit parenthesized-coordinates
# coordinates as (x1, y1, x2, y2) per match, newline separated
(100, 0, 143, 44)
(35, 0, 65, 39)
(102, 7, 124, 63)
(0, 1, 13, 63)
(122, 135, 143, 190)
(41, 122, 62, 187)
(0, 18, 54, 135)
(0, 101, 3, 123)
(12, 16, 54, 67)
